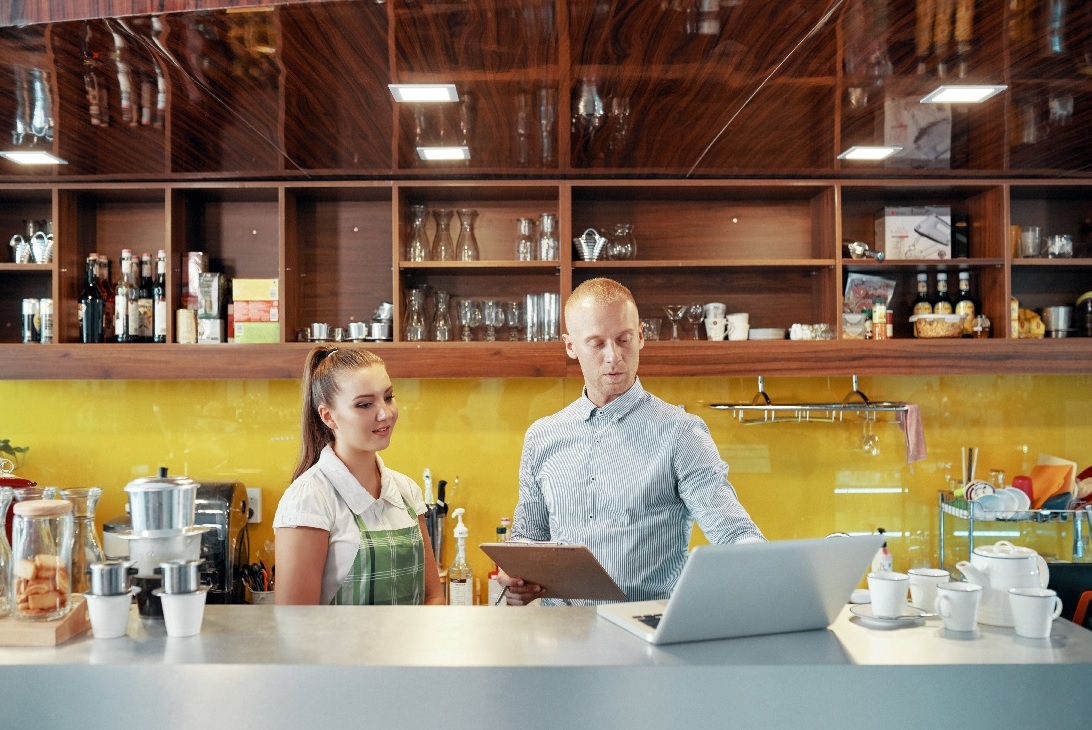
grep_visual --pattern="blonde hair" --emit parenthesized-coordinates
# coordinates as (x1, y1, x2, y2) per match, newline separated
(565, 278, 637, 330)
(293, 346, 386, 481)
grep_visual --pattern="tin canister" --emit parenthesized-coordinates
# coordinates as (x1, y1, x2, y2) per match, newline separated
(38, 298, 53, 343)
(21, 298, 39, 343)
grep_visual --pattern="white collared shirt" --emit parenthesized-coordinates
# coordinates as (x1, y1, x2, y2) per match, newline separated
(273, 445, 426, 604)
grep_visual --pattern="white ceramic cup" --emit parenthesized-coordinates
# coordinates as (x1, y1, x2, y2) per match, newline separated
(704, 317, 727, 341)
(703, 302, 726, 319)
(908, 568, 950, 611)
(84, 591, 134, 639)
(935, 582, 982, 632)
(867, 571, 909, 618)
(157, 587, 209, 638)
(1008, 587, 1063, 639)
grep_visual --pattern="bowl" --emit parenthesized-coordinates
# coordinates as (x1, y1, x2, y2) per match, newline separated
(910, 314, 964, 338)
(748, 328, 786, 340)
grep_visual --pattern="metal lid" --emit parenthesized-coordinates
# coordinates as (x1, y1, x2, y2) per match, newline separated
(124, 475, 199, 493)
(0, 458, 36, 489)
(13, 498, 72, 518)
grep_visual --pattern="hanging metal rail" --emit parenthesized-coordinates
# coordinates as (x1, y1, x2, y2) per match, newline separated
(708, 375, 910, 425)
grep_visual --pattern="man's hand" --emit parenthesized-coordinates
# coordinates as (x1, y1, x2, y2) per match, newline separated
(497, 569, 545, 606)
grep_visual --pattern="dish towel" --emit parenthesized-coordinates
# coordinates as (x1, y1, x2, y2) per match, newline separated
(896, 403, 927, 464)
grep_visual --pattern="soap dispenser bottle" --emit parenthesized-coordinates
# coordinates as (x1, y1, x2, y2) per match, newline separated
(871, 528, 892, 573)
(448, 508, 473, 605)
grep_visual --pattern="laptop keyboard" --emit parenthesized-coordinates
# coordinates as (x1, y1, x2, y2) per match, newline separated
(636, 613, 663, 629)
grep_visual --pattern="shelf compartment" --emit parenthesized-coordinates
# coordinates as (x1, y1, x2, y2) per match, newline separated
(0, 268, 52, 344)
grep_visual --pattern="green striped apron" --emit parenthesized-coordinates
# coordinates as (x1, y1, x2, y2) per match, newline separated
(331, 504, 425, 606)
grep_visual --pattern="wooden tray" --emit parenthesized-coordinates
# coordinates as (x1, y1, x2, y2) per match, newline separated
(0, 595, 91, 646)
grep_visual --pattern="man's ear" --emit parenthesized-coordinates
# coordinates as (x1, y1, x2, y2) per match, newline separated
(562, 334, 577, 360)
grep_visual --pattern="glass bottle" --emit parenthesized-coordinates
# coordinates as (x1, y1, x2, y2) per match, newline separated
(11, 499, 74, 621)
(114, 249, 134, 342)
(0, 487, 13, 617)
(59, 487, 105, 595)
(954, 271, 977, 336)
(406, 204, 429, 262)
(97, 254, 114, 337)
(515, 217, 536, 261)
(538, 213, 558, 261)
(913, 273, 933, 315)
(456, 208, 480, 261)
(137, 253, 154, 342)
(431, 290, 452, 342)
(932, 272, 954, 314)
(404, 288, 428, 342)
(431, 209, 456, 261)
(78, 253, 105, 343)
(153, 249, 168, 343)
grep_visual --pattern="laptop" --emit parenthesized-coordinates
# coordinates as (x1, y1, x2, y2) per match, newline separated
(597, 535, 884, 645)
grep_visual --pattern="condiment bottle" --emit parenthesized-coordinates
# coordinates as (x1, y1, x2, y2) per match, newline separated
(447, 508, 473, 606)
(11, 499, 74, 621)
(871, 298, 887, 340)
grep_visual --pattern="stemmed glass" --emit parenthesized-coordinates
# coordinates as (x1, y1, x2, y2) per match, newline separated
(457, 299, 479, 342)
(482, 300, 504, 342)
(686, 303, 704, 339)
(663, 304, 687, 341)
(505, 300, 524, 341)
(469, 300, 484, 341)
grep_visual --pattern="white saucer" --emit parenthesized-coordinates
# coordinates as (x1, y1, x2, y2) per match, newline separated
(850, 603, 930, 630)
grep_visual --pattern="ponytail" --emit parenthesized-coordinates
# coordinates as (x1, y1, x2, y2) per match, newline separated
(292, 346, 386, 481)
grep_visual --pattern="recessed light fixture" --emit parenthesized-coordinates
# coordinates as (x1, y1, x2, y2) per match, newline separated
(389, 84, 459, 103)
(920, 85, 1007, 104)
(416, 146, 470, 161)
(837, 146, 902, 161)
(0, 150, 68, 165)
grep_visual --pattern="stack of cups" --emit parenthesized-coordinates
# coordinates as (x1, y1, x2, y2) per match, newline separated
(85, 560, 138, 639)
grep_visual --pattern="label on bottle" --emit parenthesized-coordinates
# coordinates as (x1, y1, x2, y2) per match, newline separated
(154, 300, 168, 338)
(115, 295, 127, 339)
(448, 578, 473, 606)
(913, 301, 933, 316)
(955, 300, 975, 335)
(934, 301, 953, 315)
(137, 297, 154, 339)
(127, 300, 141, 338)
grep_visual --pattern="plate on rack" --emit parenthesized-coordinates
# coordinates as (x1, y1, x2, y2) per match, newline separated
(849, 603, 930, 630)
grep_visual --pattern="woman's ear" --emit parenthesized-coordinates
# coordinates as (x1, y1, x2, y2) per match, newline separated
(317, 403, 336, 431)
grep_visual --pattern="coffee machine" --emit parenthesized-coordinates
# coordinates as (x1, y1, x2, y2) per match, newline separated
(194, 482, 250, 604)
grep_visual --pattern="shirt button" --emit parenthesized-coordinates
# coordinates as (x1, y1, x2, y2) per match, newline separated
(588, 515, 594, 520)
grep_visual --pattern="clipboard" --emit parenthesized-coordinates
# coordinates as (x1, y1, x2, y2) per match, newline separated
(479, 542, 628, 601)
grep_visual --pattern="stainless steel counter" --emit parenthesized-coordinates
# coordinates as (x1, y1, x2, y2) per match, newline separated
(2, 604, 1090, 728)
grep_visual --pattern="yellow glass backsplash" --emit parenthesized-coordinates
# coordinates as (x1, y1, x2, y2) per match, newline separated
(3, 373, 1090, 595)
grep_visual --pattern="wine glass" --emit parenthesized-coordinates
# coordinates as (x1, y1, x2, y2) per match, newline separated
(505, 300, 524, 341)
(686, 303, 704, 339)
(469, 299, 484, 341)
(482, 299, 503, 342)
(663, 304, 687, 341)
(457, 298, 478, 342)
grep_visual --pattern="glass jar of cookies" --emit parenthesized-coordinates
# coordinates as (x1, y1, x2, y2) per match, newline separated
(11, 499, 74, 621)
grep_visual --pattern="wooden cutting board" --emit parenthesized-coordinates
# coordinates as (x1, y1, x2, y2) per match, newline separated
(0, 595, 91, 646)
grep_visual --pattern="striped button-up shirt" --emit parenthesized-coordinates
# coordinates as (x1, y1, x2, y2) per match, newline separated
(511, 379, 765, 604)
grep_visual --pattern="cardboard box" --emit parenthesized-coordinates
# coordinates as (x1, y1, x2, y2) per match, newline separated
(874, 206, 952, 260)
(197, 318, 225, 343)
(883, 96, 951, 169)
(234, 321, 281, 343)
(233, 300, 280, 323)
(232, 278, 279, 301)
(198, 273, 225, 318)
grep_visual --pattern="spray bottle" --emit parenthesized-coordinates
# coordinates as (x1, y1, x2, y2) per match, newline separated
(871, 527, 893, 573)
(447, 508, 473, 605)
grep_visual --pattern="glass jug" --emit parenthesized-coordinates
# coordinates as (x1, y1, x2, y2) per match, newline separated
(515, 217, 536, 261)
(432, 290, 452, 342)
(431, 209, 456, 261)
(538, 213, 559, 261)
(405, 288, 428, 342)
(606, 223, 637, 260)
(406, 204, 429, 262)
(12, 499, 74, 621)
(455, 209, 480, 261)
(60, 487, 105, 595)
(0, 487, 13, 616)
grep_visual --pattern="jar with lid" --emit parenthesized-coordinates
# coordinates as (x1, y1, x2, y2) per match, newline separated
(11, 499, 74, 621)
(0, 487, 13, 616)
(60, 487, 106, 595)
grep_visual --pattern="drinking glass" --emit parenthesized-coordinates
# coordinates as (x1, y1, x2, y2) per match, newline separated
(405, 287, 428, 342)
(686, 303, 704, 339)
(1019, 226, 1041, 258)
(432, 290, 452, 342)
(663, 304, 687, 341)
(505, 300, 524, 341)
(456, 208, 479, 261)
(406, 204, 429, 262)
(482, 300, 503, 342)
(432, 209, 456, 261)
(458, 299, 480, 342)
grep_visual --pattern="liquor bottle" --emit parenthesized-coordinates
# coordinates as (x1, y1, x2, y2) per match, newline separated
(97, 254, 114, 337)
(447, 508, 473, 606)
(78, 254, 105, 343)
(114, 249, 134, 342)
(125, 250, 141, 343)
(153, 249, 167, 343)
(912, 273, 933, 315)
(137, 253, 154, 342)
(954, 271, 977, 336)
(932, 272, 954, 315)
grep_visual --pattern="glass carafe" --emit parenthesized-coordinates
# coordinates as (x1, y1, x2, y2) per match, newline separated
(405, 287, 428, 342)
(431, 209, 456, 261)
(538, 213, 559, 261)
(60, 487, 105, 595)
(456, 208, 480, 261)
(515, 217, 536, 261)
(0, 487, 13, 616)
(406, 204, 429, 262)
(607, 223, 637, 260)
(432, 290, 452, 342)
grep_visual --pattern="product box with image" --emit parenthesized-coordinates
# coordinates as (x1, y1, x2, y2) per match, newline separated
(883, 95, 951, 169)
(234, 321, 281, 343)
(233, 300, 280, 323)
(232, 278, 279, 302)
(874, 206, 952, 260)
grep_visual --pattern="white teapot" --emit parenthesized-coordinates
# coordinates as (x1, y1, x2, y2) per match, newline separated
(956, 541, 1049, 627)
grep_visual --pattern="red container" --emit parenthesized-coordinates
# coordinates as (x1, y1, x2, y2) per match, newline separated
(1, 466, 38, 544)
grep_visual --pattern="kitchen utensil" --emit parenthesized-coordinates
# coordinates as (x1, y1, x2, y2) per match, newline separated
(908, 568, 949, 611)
(935, 582, 982, 632)
(573, 228, 608, 261)
(29, 231, 52, 264)
(347, 321, 369, 340)
(1042, 305, 1072, 337)
(866, 571, 909, 618)
(961, 447, 978, 486)
(155, 585, 209, 637)
(157, 558, 205, 594)
(124, 473, 199, 536)
(87, 560, 137, 596)
(84, 587, 137, 639)
(1008, 587, 1062, 638)
(309, 322, 330, 341)
(117, 526, 208, 577)
(956, 541, 1049, 627)
(9, 234, 31, 263)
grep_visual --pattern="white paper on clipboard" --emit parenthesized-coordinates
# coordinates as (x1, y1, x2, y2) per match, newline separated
(479, 542, 627, 601)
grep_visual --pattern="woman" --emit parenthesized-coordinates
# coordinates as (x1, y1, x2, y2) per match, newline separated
(273, 346, 444, 605)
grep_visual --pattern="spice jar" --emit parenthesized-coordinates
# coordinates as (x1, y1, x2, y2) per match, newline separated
(11, 499, 74, 621)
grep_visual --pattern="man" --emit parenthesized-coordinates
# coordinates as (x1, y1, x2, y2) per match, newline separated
(501, 278, 764, 605)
